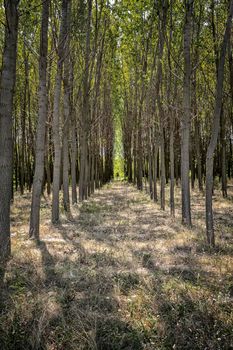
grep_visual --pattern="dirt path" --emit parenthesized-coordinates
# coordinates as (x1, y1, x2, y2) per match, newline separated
(1, 182, 233, 349)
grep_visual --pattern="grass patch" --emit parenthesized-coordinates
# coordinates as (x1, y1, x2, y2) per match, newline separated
(0, 182, 232, 349)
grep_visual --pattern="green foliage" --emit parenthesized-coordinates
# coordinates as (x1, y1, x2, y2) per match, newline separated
(113, 156, 124, 179)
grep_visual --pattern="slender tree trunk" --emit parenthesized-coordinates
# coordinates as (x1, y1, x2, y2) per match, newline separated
(79, 0, 92, 201)
(20, 44, 28, 195)
(160, 120, 165, 210)
(193, 5, 203, 192)
(153, 143, 158, 202)
(52, 0, 69, 223)
(62, 1, 71, 216)
(170, 114, 175, 216)
(137, 126, 143, 190)
(70, 60, 77, 204)
(181, 0, 193, 227)
(71, 113, 77, 204)
(0, 0, 19, 261)
(194, 117, 203, 191)
(29, 0, 50, 239)
(154, 0, 168, 209)
(220, 109, 227, 197)
(190, 137, 195, 190)
(205, 0, 233, 246)
(148, 131, 153, 200)
(45, 55, 53, 197)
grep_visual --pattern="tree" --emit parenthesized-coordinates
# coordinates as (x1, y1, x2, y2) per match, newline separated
(205, 0, 233, 247)
(181, 0, 193, 227)
(52, 0, 70, 224)
(0, 0, 20, 261)
(79, 0, 92, 201)
(29, 0, 50, 240)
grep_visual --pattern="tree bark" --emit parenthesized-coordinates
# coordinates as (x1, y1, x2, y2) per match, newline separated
(0, 0, 19, 261)
(220, 109, 227, 198)
(153, 143, 158, 202)
(181, 0, 193, 227)
(205, 0, 233, 246)
(62, 0, 71, 216)
(79, 0, 92, 201)
(170, 114, 175, 216)
(69, 58, 77, 204)
(52, 0, 69, 223)
(29, 0, 50, 239)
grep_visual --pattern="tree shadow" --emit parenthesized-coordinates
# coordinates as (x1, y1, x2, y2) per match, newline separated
(3, 182, 232, 349)
(35, 237, 144, 349)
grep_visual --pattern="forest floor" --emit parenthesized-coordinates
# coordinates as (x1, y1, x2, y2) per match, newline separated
(0, 181, 233, 350)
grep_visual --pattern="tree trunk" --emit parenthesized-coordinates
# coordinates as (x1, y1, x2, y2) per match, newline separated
(170, 114, 175, 216)
(70, 61, 78, 204)
(62, 1, 71, 217)
(181, 0, 193, 227)
(220, 109, 227, 198)
(153, 143, 158, 202)
(205, 0, 233, 246)
(148, 130, 153, 200)
(194, 117, 203, 191)
(79, 0, 92, 201)
(52, 0, 69, 223)
(0, 0, 19, 261)
(160, 121, 165, 210)
(154, 0, 168, 210)
(29, 0, 50, 239)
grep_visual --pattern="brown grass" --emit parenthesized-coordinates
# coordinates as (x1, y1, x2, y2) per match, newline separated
(0, 181, 233, 349)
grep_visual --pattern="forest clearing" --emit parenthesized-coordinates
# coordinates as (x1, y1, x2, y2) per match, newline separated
(1, 0, 233, 349)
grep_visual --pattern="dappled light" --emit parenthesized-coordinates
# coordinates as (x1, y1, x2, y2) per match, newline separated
(0, 183, 233, 349)
(1, 0, 233, 349)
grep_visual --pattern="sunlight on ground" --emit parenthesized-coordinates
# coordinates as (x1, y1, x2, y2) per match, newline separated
(0, 182, 233, 349)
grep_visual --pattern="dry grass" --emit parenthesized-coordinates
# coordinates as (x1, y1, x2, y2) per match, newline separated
(0, 181, 233, 349)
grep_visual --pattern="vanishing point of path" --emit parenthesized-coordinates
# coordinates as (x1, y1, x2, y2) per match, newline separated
(3, 182, 233, 349)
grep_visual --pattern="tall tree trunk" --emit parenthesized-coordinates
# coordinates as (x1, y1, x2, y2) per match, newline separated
(0, 0, 19, 262)
(52, 0, 69, 223)
(194, 117, 203, 191)
(170, 114, 175, 216)
(148, 129, 153, 200)
(137, 125, 143, 190)
(79, 0, 92, 201)
(153, 143, 158, 202)
(205, 0, 233, 246)
(160, 120, 166, 210)
(193, 4, 203, 192)
(29, 0, 50, 239)
(154, 0, 168, 210)
(220, 109, 227, 197)
(181, 0, 193, 227)
(62, 0, 71, 216)
(70, 60, 77, 204)
(19, 44, 28, 195)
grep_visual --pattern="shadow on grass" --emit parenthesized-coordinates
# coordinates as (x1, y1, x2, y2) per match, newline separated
(1, 182, 233, 349)
(36, 238, 144, 350)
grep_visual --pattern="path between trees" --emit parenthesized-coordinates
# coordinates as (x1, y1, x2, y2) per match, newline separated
(2, 182, 233, 349)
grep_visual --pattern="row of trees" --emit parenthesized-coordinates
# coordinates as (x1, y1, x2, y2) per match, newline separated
(120, 0, 233, 246)
(0, 0, 115, 262)
(0, 0, 232, 264)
